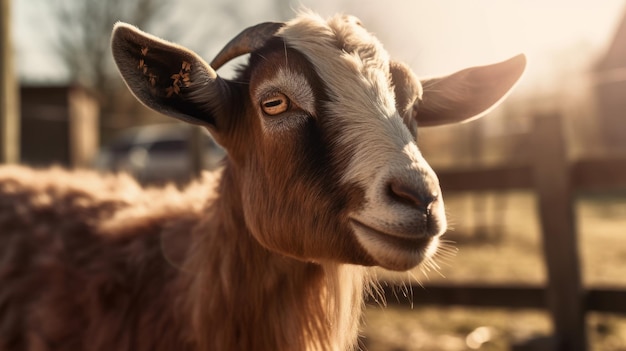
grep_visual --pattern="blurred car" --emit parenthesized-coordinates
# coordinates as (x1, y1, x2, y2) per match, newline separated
(94, 123, 225, 184)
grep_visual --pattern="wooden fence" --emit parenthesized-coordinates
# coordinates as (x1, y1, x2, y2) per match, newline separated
(377, 113, 626, 351)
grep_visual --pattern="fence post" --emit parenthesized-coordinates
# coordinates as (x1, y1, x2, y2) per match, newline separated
(531, 113, 586, 351)
(188, 126, 204, 178)
(0, 0, 20, 164)
(68, 87, 99, 168)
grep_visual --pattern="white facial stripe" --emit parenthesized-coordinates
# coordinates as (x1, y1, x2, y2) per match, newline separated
(277, 13, 413, 188)
(278, 14, 395, 119)
(277, 12, 445, 269)
(254, 67, 315, 116)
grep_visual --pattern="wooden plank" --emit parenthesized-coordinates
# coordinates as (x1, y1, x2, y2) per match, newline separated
(374, 283, 546, 309)
(531, 114, 587, 351)
(68, 87, 99, 168)
(571, 157, 626, 190)
(435, 155, 626, 193)
(373, 283, 626, 315)
(188, 126, 204, 178)
(0, 0, 20, 163)
(436, 165, 533, 192)
(586, 288, 626, 314)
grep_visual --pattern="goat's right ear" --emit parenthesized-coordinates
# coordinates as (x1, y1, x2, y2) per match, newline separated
(111, 23, 227, 131)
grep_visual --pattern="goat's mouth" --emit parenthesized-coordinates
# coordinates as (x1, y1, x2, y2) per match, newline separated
(349, 218, 440, 271)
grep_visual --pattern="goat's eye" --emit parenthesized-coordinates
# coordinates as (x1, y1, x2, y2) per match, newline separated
(261, 93, 290, 116)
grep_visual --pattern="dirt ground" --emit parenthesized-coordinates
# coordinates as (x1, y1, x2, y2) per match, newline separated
(360, 191, 626, 351)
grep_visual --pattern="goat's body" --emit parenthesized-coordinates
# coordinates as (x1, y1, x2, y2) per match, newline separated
(0, 165, 365, 351)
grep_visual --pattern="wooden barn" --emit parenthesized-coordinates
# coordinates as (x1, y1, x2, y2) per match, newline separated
(19, 85, 99, 167)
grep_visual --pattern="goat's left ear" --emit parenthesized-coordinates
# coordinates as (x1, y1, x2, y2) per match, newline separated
(111, 23, 227, 130)
(416, 54, 526, 127)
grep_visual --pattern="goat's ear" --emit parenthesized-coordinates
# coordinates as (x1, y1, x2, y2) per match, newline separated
(111, 22, 227, 130)
(416, 54, 526, 127)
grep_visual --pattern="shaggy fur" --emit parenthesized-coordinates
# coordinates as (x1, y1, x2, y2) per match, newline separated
(0, 166, 208, 350)
(0, 165, 367, 350)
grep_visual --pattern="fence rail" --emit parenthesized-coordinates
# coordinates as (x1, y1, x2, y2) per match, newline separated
(377, 283, 626, 314)
(435, 157, 626, 192)
(572, 157, 626, 190)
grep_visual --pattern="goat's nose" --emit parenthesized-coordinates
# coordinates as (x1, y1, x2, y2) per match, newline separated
(388, 179, 437, 213)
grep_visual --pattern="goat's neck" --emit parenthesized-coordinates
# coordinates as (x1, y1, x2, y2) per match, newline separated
(186, 165, 366, 351)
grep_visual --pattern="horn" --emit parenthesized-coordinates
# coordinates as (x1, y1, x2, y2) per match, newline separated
(210, 22, 285, 70)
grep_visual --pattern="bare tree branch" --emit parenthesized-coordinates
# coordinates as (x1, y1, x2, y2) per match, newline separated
(46, 0, 171, 93)
(41, 0, 299, 136)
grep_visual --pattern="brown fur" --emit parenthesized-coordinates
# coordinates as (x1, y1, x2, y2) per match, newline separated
(0, 166, 207, 350)
(0, 164, 367, 351)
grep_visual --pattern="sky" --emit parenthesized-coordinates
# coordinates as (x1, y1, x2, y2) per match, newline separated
(11, 0, 626, 94)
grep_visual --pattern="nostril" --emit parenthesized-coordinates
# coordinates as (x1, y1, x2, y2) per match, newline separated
(388, 180, 437, 212)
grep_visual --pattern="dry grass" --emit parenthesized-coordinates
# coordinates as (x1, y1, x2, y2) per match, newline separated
(361, 191, 626, 351)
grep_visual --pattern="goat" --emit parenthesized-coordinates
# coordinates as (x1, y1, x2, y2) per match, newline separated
(0, 11, 526, 351)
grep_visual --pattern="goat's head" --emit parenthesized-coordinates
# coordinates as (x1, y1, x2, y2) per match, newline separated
(111, 13, 525, 271)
